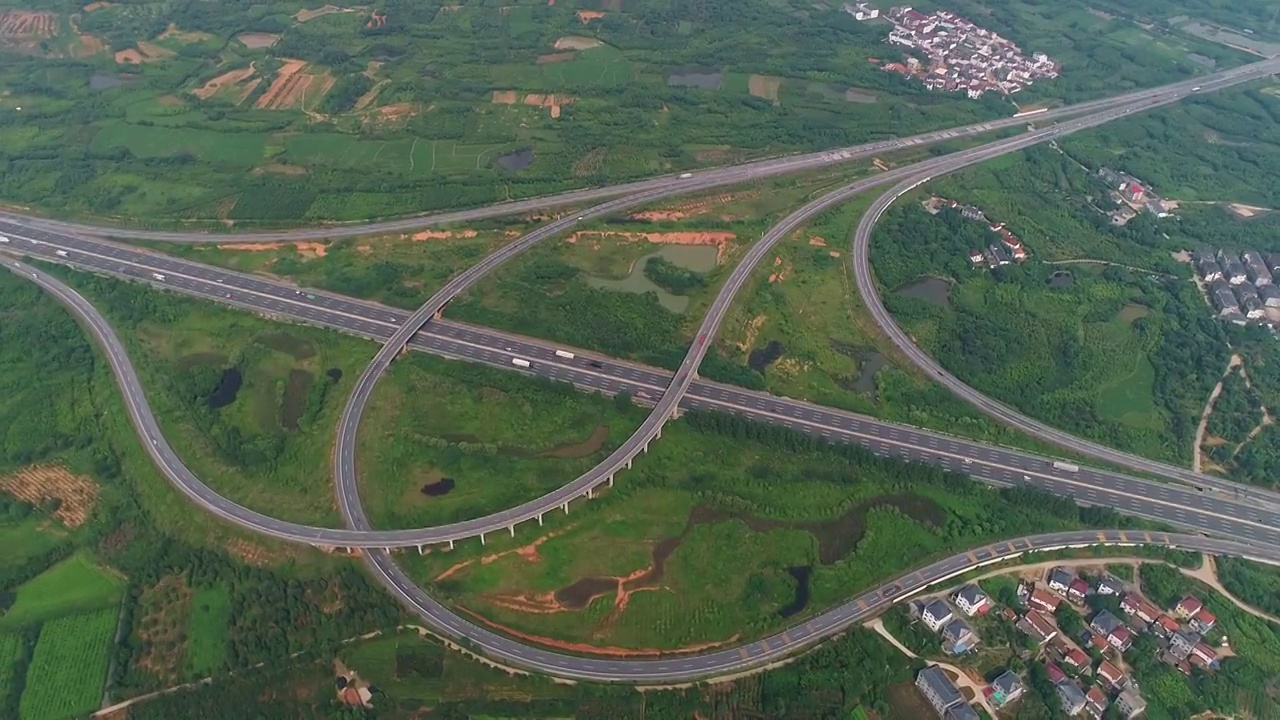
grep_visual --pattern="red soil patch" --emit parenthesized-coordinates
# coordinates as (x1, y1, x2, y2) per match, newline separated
(566, 230, 735, 263)
(255, 59, 309, 110)
(576, 10, 604, 23)
(366, 10, 386, 28)
(217, 241, 328, 258)
(408, 229, 480, 241)
(460, 607, 739, 657)
(83, 2, 114, 11)
(192, 64, 256, 101)
(72, 33, 107, 57)
(808, 236, 827, 246)
(629, 190, 761, 222)
(434, 532, 563, 582)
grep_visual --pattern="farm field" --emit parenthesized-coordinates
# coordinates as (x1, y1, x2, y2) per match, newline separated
(17, 608, 116, 720)
(0, 0, 1247, 225)
(0, 551, 123, 629)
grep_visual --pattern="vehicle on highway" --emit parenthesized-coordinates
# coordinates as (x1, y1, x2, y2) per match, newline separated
(588, 360, 604, 369)
(679, 172, 693, 179)
(55, 249, 67, 257)
(555, 349, 576, 359)
(0, 235, 8, 243)
(511, 358, 531, 368)
(151, 272, 165, 281)
(1192, 86, 1202, 92)
(1052, 461, 1079, 473)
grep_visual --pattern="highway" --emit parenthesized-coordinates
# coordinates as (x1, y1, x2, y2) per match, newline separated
(1, 59, 1276, 244)
(847, 123, 1280, 503)
(7, 250, 1280, 551)
(2, 60, 1279, 682)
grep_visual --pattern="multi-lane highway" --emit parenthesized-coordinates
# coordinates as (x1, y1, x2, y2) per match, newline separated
(3, 58, 1280, 683)
(2, 59, 1277, 245)
(8, 257, 1280, 681)
(847, 94, 1280, 503)
(7, 246, 1280, 550)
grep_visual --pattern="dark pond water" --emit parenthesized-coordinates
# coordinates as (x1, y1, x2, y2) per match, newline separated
(778, 566, 813, 618)
(894, 276, 951, 307)
(420, 477, 456, 497)
(326, 367, 343, 382)
(207, 367, 243, 409)
(496, 148, 534, 171)
(747, 340, 785, 373)
(1048, 270, 1075, 288)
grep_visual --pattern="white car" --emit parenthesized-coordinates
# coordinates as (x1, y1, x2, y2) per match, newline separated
(0, 235, 8, 243)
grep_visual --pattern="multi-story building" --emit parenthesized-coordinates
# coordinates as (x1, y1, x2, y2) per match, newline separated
(916, 666, 964, 718)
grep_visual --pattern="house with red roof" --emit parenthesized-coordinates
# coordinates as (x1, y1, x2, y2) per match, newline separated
(1191, 608, 1217, 634)
(1030, 587, 1061, 613)
(1174, 596, 1203, 620)
(1096, 660, 1126, 689)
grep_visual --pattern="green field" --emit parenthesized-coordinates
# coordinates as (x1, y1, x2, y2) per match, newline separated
(18, 608, 116, 720)
(401, 410, 1137, 649)
(0, 0, 1246, 224)
(0, 520, 67, 574)
(358, 352, 647, 529)
(54, 268, 382, 526)
(0, 552, 123, 629)
(0, 631, 25, 715)
(187, 586, 231, 676)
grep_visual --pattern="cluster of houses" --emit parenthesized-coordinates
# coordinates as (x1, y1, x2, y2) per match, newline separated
(1099, 168, 1176, 225)
(841, 2, 880, 21)
(1196, 249, 1280, 326)
(907, 564, 1230, 718)
(875, 6, 1060, 98)
(921, 196, 1031, 268)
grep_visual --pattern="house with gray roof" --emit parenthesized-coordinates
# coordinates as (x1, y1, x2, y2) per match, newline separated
(1057, 682, 1087, 716)
(988, 670, 1025, 707)
(916, 665, 964, 717)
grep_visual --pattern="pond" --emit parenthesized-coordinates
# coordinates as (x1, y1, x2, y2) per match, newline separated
(747, 340, 784, 373)
(495, 148, 534, 172)
(667, 70, 723, 89)
(585, 245, 718, 313)
(894, 276, 951, 307)
(777, 566, 812, 618)
(851, 350, 888, 396)
(420, 477, 456, 497)
(207, 367, 243, 410)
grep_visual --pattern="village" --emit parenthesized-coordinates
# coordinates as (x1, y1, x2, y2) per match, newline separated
(899, 564, 1227, 719)
(843, 4, 1061, 97)
(1097, 167, 1178, 226)
(1195, 249, 1280, 328)
(921, 196, 1030, 268)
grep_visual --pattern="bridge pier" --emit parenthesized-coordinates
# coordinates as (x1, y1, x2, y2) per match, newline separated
(626, 457, 632, 470)
(562, 501, 570, 513)
(586, 487, 594, 499)
(418, 545, 426, 555)
(480, 532, 486, 546)
(508, 524, 515, 537)
(655, 426, 662, 440)
(537, 513, 544, 526)
(607, 475, 614, 488)
(448, 539, 455, 550)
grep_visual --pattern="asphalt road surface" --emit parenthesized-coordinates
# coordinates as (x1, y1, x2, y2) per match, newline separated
(1, 59, 1276, 244)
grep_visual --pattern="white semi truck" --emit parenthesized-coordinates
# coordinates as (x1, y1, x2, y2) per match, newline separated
(511, 358, 531, 368)
(1052, 461, 1079, 472)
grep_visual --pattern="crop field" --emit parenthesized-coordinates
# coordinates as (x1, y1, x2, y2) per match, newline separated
(89, 122, 267, 168)
(0, 551, 123, 629)
(0, 631, 24, 711)
(282, 134, 515, 175)
(0, 465, 99, 528)
(18, 607, 116, 720)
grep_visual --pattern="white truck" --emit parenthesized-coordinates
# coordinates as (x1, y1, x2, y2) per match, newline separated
(55, 249, 68, 257)
(1052, 461, 1079, 473)
(152, 272, 166, 281)
(0, 235, 9, 243)
(511, 358, 531, 368)
(554, 349, 576, 359)
(679, 172, 693, 179)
